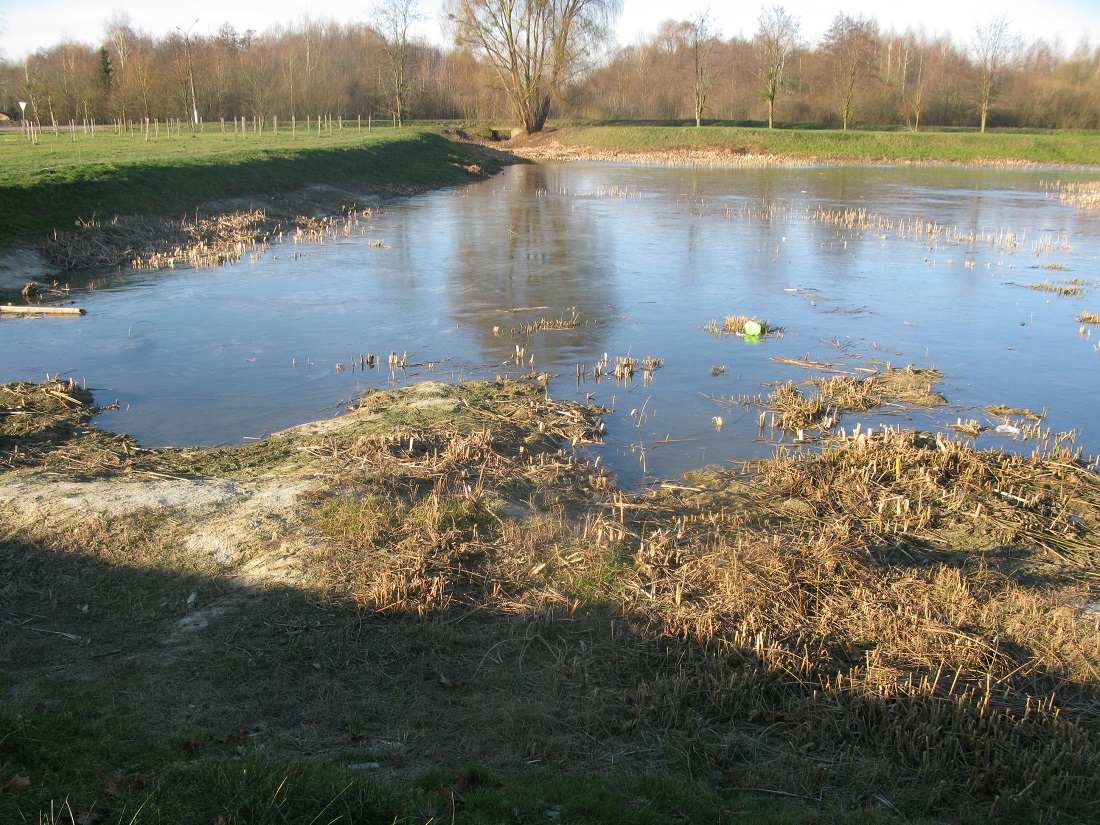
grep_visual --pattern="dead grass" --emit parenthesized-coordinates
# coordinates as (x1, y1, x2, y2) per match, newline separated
(1056, 180, 1100, 211)
(2, 377, 1099, 822)
(744, 365, 947, 434)
(39, 206, 379, 271)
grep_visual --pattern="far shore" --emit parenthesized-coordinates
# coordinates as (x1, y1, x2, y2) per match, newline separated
(2, 124, 1098, 298)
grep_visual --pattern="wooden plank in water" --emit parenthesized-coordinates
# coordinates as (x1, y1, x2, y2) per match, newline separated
(1, 305, 85, 316)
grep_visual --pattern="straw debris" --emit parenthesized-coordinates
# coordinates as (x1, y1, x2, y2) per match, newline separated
(749, 365, 946, 433)
(39, 206, 378, 271)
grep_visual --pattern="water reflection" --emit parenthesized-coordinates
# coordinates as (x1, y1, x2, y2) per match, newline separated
(1, 163, 1098, 485)
(445, 165, 619, 360)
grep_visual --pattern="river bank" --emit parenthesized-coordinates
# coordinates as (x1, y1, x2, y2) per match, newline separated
(0, 128, 520, 298)
(501, 123, 1100, 166)
(2, 375, 1099, 824)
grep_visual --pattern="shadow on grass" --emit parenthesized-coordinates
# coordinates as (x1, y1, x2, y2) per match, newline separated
(0, 132, 522, 246)
(2, 515, 1097, 825)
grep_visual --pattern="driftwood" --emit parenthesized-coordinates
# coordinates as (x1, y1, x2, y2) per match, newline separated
(1, 305, 85, 316)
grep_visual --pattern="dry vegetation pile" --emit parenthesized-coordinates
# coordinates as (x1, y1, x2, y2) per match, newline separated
(39, 208, 365, 271)
(2, 377, 1099, 821)
(0, 377, 135, 471)
(740, 365, 947, 434)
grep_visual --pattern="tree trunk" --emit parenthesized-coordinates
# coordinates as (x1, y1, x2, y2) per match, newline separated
(521, 91, 552, 135)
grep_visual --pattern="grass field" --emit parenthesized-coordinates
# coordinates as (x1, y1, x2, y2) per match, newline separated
(0, 124, 506, 246)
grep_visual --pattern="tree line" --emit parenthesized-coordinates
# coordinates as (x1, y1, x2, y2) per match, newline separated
(1, 2, 1097, 135)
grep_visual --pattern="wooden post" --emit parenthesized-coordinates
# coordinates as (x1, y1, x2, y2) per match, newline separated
(292, 115, 296, 139)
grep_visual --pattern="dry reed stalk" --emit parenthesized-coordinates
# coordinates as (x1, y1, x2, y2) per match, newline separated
(5, 375, 1099, 817)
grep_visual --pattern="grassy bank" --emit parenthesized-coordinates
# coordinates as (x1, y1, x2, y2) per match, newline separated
(2, 378, 1099, 824)
(511, 123, 1100, 165)
(3, 121, 1097, 251)
(0, 126, 508, 246)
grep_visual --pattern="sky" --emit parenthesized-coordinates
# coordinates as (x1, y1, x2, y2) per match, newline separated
(1, 0, 1098, 62)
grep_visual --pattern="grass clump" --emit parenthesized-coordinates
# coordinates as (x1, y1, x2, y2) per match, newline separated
(1019, 279, 1086, 297)
(751, 366, 946, 434)
(1056, 180, 1100, 210)
(704, 314, 781, 338)
(1077, 309, 1100, 324)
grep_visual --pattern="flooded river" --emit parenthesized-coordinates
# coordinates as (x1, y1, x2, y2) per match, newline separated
(3, 162, 1099, 485)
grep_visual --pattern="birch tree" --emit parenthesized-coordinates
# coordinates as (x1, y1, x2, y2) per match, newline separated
(687, 11, 721, 127)
(973, 15, 1017, 132)
(756, 5, 798, 128)
(374, 0, 424, 126)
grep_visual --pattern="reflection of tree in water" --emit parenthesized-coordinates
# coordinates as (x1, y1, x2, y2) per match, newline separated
(445, 165, 618, 364)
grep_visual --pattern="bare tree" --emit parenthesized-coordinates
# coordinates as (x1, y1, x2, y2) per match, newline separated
(822, 13, 878, 130)
(901, 32, 930, 132)
(373, 0, 424, 126)
(446, 0, 622, 134)
(688, 11, 721, 127)
(104, 14, 136, 125)
(973, 15, 1017, 133)
(755, 5, 798, 128)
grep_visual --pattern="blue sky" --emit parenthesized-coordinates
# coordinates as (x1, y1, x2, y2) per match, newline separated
(1, 0, 1097, 61)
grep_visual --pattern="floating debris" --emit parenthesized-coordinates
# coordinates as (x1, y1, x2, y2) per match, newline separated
(1, 304, 85, 317)
(985, 404, 1044, 421)
(704, 315, 782, 338)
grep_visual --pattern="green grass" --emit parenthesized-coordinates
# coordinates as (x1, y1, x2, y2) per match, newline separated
(0, 125, 503, 245)
(544, 123, 1100, 165)
(1, 701, 918, 824)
